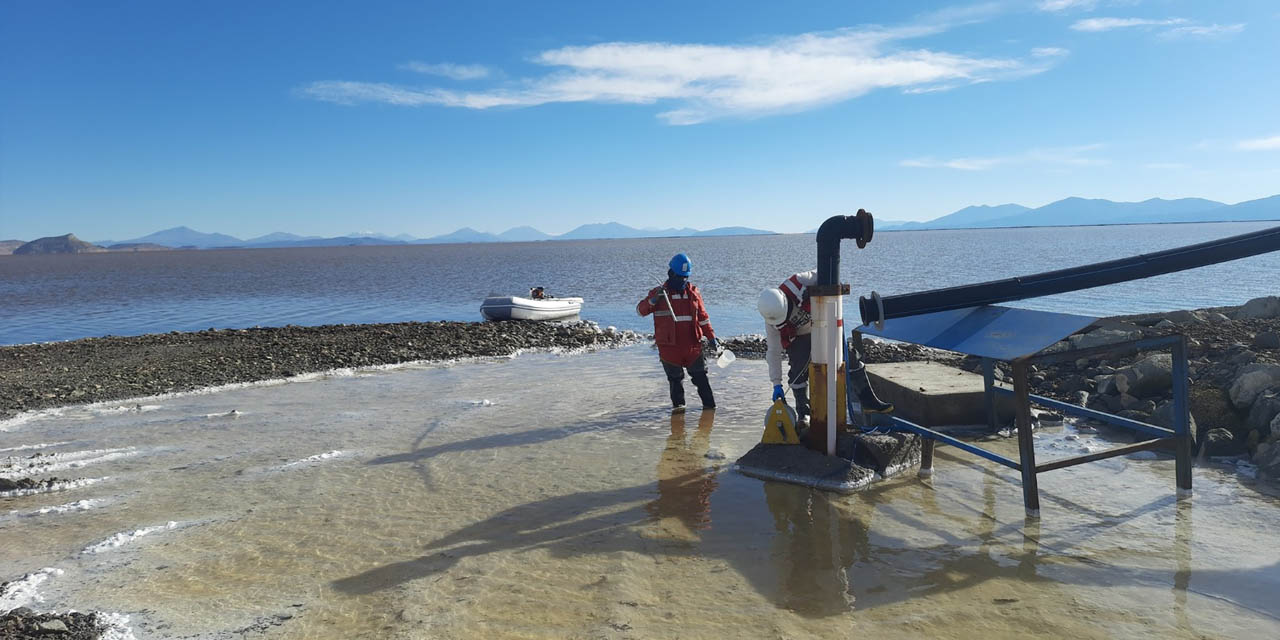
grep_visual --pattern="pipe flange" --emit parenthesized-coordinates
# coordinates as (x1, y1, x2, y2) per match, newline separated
(855, 209, 874, 249)
(872, 291, 885, 331)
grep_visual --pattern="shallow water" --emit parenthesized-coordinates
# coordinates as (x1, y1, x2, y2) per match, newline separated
(2, 347, 1278, 638)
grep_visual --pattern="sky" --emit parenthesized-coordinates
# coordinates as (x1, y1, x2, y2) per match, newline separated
(2, 0, 1278, 241)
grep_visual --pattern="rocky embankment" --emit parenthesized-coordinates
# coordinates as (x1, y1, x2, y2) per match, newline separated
(724, 296, 1280, 480)
(0, 320, 640, 422)
(0, 607, 103, 639)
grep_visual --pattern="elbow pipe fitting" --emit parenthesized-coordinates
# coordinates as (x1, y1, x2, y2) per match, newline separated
(815, 209, 874, 286)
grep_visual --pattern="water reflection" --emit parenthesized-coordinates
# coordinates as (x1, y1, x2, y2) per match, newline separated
(645, 410, 718, 540)
(763, 483, 861, 616)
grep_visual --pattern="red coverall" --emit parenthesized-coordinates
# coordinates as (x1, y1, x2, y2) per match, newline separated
(637, 282, 717, 408)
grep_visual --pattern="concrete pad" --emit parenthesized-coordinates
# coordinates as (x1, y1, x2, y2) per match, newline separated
(866, 361, 1014, 427)
(734, 432, 922, 494)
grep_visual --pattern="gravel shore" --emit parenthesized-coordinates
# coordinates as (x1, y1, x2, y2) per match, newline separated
(0, 320, 640, 422)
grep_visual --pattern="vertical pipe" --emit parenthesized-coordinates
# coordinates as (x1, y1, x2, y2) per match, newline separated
(827, 296, 842, 456)
(806, 296, 831, 453)
(982, 358, 996, 433)
(1172, 336, 1192, 496)
(1013, 360, 1040, 517)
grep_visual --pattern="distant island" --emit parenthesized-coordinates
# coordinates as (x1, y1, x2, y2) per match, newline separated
(5, 193, 1278, 255)
(11, 233, 107, 255)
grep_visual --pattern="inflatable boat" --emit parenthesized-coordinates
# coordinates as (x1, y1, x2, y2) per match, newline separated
(480, 295, 584, 321)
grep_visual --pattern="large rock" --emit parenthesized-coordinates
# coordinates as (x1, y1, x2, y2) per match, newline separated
(1151, 399, 1198, 438)
(1235, 296, 1280, 320)
(1247, 390, 1280, 437)
(1069, 328, 1142, 351)
(1254, 331, 1280, 350)
(1254, 441, 1280, 479)
(1228, 365, 1280, 410)
(1113, 353, 1173, 398)
(1165, 310, 1206, 324)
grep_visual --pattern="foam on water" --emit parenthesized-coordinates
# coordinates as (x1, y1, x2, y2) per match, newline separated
(0, 441, 73, 454)
(83, 522, 182, 555)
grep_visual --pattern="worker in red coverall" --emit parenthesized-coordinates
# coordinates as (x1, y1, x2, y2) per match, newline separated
(637, 253, 717, 413)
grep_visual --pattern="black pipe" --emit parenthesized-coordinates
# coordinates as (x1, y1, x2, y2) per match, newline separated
(859, 224, 1280, 326)
(816, 210, 874, 286)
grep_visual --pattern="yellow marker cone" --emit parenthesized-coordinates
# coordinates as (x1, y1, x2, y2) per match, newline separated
(762, 399, 801, 445)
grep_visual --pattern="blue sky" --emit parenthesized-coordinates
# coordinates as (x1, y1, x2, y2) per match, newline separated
(2, 0, 1278, 240)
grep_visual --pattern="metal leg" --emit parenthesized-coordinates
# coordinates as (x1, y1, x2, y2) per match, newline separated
(982, 358, 996, 432)
(1013, 360, 1040, 517)
(919, 438, 935, 478)
(1172, 337, 1193, 497)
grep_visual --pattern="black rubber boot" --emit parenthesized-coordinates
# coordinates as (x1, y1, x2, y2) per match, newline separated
(687, 356, 715, 408)
(692, 374, 715, 408)
(849, 365, 894, 414)
(662, 361, 686, 409)
(793, 386, 810, 423)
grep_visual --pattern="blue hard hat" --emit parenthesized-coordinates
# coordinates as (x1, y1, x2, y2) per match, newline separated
(668, 253, 692, 277)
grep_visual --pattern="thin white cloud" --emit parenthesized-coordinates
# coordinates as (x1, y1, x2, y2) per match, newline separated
(900, 144, 1107, 170)
(1071, 17, 1187, 32)
(1031, 47, 1070, 57)
(398, 62, 490, 80)
(1159, 23, 1245, 39)
(1237, 135, 1280, 151)
(301, 20, 1061, 125)
(1039, 0, 1098, 12)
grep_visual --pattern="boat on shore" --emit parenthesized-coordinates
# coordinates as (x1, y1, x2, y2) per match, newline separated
(480, 293, 584, 321)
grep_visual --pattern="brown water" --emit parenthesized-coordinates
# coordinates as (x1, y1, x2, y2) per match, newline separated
(2, 347, 1278, 638)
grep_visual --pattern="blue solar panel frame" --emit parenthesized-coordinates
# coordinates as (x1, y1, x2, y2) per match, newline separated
(857, 305, 1098, 360)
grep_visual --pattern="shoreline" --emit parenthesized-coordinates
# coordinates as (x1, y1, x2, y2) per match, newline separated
(0, 320, 642, 424)
(4, 302, 1278, 466)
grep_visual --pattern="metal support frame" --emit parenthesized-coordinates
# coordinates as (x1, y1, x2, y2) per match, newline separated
(865, 334, 1193, 516)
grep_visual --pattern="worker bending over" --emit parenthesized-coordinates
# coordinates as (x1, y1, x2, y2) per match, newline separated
(757, 270, 892, 424)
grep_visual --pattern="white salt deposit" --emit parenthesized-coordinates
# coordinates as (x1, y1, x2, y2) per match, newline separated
(93, 612, 139, 640)
(0, 567, 63, 612)
(0, 447, 138, 479)
(7, 498, 105, 519)
(0, 476, 108, 498)
(277, 450, 351, 470)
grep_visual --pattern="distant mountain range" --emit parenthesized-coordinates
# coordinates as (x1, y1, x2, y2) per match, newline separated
(6, 194, 1278, 255)
(879, 194, 1280, 231)
(88, 222, 778, 249)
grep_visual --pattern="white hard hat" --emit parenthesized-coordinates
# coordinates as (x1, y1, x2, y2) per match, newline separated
(757, 288, 788, 325)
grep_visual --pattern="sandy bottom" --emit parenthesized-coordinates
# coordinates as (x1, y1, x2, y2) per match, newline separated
(2, 345, 1278, 639)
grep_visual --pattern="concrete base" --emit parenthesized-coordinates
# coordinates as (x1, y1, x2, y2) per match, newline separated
(865, 361, 1015, 428)
(734, 431, 922, 494)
